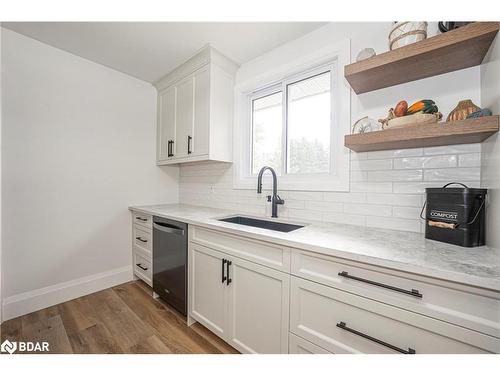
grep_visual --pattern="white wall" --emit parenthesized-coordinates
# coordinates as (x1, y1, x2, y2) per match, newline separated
(179, 22, 483, 233)
(1, 29, 179, 320)
(0, 25, 3, 323)
(481, 33, 500, 249)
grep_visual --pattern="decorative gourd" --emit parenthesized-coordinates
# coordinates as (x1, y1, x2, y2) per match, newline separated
(407, 100, 438, 115)
(447, 100, 481, 122)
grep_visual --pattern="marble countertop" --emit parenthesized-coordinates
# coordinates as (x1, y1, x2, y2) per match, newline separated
(129, 204, 500, 291)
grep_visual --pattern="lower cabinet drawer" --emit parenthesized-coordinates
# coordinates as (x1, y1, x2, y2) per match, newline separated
(290, 276, 496, 354)
(133, 225, 152, 257)
(134, 252, 152, 287)
(291, 249, 500, 338)
(289, 333, 332, 354)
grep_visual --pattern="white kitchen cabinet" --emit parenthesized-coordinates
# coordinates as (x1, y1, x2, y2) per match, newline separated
(154, 46, 238, 165)
(189, 241, 290, 354)
(130, 211, 153, 287)
(290, 276, 495, 354)
(174, 76, 194, 159)
(157, 86, 176, 162)
(189, 244, 228, 338)
(227, 256, 290, 354)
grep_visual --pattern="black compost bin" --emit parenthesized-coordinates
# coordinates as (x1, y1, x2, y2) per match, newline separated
(421, 182, 487, 247)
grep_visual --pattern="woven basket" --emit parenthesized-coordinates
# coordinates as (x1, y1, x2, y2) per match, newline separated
(389, 22, 428, 50)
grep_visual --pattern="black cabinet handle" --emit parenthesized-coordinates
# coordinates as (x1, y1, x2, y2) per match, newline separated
(338, 271, 422, 298)
(135, 237, 148, 243)
(167, 140, 174, 157)
(136, 217, 147, 222)
(336, 321, 415, 354)
(187, 135, 192, 154)
(136, 263, 148, 271)
(222, 259, 227, 283)
(226, 260, 232, 285)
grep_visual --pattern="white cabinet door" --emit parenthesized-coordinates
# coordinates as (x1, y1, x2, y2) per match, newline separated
(157, 87, 176, 161)
(174, 76, 194, 158)
(226, 257, 290, 354)
(192, 67, 210, 157)
(189, 244, 228, 339)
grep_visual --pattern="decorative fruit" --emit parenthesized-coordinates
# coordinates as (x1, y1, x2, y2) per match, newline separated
(407, 100, 438, 115)
(394, 100, 408, 117)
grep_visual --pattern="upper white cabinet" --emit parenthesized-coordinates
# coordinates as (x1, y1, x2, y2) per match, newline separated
(154, 46, 238, 165)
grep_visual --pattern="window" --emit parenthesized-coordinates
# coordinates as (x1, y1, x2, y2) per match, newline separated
(234, 40, 350, 191)
(287, 71, 331, 174)
(251, 92, 282, 174)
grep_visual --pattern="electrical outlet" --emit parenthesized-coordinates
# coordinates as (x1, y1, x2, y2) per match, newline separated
(209, 184, 215, 193)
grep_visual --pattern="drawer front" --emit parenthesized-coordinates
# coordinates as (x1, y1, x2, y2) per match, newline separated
(291, 249, 500, 338)
(132, 212, 152, 229)
(289, 333, 332, 354)
(190, 226, 290, 272)
(133, 225, 152, 257)
(134, 252, 152, 286)
(290, 277, 496, 354)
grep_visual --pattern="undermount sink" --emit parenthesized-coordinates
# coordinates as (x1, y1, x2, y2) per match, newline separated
(218, 216, 305, 233)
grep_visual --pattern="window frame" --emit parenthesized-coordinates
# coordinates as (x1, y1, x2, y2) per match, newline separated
(233, 39, 351, 192)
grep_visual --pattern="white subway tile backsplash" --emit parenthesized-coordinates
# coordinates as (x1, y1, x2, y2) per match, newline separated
(344, 203, 392, 217)
(393, 206, 422, 220)
(288, 191, 324, 201)
(351, 158, 393, 171)
(366, 216, 421, 233)
(287, 208, 324, 221)
(423, 143, 481, 155)
(350, 182, 393, 193)
(393, 155, 457, 169)
(392, 182, 443, 194)
(350, 170, 368, 182)
(366, 148, 423, 159)
(323, 212, 366, 226)
(367, 169, 423, 182)
(424, 167, 480, 181)
(179, 142, 482, 234)
(459, 153, 481, 167)
(307, 200, 344, 212)
(366, 193, 422, 207)
(324, 192, 366, 203)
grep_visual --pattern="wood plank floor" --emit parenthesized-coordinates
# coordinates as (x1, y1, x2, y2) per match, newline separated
(0, 281, 239, 354)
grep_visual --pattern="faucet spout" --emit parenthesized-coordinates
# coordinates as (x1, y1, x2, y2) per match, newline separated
(256, 166, 284, 218)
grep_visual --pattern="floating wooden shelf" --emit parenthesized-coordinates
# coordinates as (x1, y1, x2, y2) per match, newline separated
(345, 22, 499, 94)
(345, 116, 499, 152)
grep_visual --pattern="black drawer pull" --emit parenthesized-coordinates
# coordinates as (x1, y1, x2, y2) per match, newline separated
(336, 321, 416, 354)
(135, 237, 148, 243)
(136, 263, 148, 271)
(222, 259, 227, 283)
(338, 271, 422, 298)
(187, 135, 192, 154)
(226, 260, 232, 285)
(136, 217, 147, 222)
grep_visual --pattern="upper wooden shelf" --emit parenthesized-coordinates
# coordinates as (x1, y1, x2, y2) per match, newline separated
(345, 22, 499, 94)
(345, 116, 499, 152)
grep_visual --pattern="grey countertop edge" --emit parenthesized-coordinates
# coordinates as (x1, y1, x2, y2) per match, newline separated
(129, 205, 500, 292)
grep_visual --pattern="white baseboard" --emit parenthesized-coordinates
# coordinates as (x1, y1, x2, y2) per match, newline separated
(2, 266, 133, 321)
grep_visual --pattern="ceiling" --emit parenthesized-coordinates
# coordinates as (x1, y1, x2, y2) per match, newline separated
(2, 22, 326, 82)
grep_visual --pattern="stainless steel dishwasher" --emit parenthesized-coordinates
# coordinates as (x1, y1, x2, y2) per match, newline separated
(152, 216, 187, 316)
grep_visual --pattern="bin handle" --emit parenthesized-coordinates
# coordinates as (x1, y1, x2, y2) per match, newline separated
(442, 182, 469, 189)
